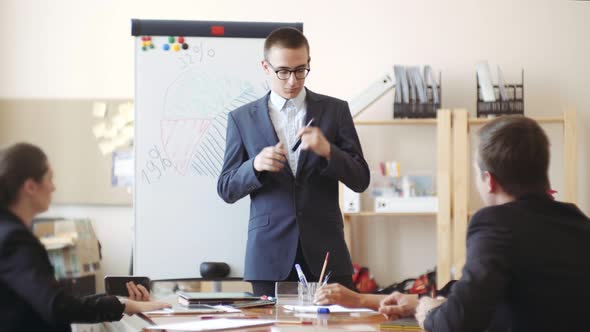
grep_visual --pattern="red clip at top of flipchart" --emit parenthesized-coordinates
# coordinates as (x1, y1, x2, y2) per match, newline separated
(211, 26, 225, 36)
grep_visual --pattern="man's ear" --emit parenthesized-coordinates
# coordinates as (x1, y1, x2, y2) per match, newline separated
(485, 171, 499, 193)
(261, 59, 270, 74)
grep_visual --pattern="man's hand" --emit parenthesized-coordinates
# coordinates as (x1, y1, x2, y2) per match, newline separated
(415, 296, 446, 329)
(297, 126, 331, 159)
(122, 299, 171, 315)
(253, 142, 287, 172)
(378, 292, 419, 321)
(126, 282, 150, 301)
(314, 283, 360, 307)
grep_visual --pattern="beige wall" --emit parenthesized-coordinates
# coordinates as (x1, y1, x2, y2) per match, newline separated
(1, 0, 588, 286)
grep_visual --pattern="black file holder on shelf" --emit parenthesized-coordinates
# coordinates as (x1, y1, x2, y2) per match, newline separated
(477, 70, 524, 117)
(393, 72, 442, 119)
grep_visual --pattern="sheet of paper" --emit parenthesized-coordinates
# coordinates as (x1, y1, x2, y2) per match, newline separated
(143, 305, 240, 315)
(283, 304, 376, 313)
(476, 61, 496, 102)
(145, 318, 274, 331)
(409, 66, 428, 103)
(423, 65, 439, 104)
(394, 65, 410, 103)
(497, 66, 509, 101)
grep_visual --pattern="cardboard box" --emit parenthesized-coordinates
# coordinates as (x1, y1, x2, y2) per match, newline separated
(33, 219, 101, 279)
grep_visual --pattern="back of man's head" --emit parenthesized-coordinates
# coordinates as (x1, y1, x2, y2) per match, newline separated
(477, 116, 550, 198)
(264, 27, 309, 59)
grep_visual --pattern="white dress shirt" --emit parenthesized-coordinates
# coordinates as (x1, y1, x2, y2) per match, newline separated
(268, 89, 307, 176)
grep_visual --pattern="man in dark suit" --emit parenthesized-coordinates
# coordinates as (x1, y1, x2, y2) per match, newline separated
(379, 116, 590, 331)
(217, 27, 370, 296)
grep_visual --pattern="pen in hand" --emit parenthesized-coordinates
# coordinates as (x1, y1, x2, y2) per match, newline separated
(318, 251, 330, 283)
(291, 118, 315, 152)
(321, 271, 332, 287)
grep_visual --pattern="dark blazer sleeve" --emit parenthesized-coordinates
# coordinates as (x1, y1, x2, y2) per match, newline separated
(217, 111, 263, 203)
(0, 228, 124, 326)
(320, 101, 370, 192)
(424, 208, 512, 332)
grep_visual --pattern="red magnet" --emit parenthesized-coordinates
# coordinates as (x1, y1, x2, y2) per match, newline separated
(211, 25, 224, 36)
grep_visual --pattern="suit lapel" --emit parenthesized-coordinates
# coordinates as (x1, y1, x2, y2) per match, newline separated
(296, 89, 325, 178)
(251, 92, 279, 147)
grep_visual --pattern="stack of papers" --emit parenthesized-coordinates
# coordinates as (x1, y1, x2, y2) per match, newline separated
(283, 304, 376, 313)
(145, 319, 274, 331)
(144, 305, 240, 316)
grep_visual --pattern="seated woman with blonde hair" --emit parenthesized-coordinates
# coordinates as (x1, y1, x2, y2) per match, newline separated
(0, 142, 170, 332)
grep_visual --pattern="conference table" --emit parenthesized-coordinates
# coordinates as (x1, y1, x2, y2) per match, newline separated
(133, 304, 419, 331)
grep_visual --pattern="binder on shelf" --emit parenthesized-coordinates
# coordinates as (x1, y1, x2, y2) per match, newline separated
(477, 69, 524, 117)
(393, 65, 442, 119)
(348, 73, 395, 117)
(476, 61, 496, 102)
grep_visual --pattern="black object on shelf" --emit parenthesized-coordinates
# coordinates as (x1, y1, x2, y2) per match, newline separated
(394, 72, 442, 119)
(477, 70, 524, 118)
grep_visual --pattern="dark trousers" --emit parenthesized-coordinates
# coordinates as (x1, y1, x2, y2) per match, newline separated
(250, 242, 355, 297)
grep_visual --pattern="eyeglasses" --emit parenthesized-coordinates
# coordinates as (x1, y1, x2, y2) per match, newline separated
(265, 60, 310, 80)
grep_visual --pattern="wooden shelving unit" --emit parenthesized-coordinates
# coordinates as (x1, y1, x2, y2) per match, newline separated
(341, 110, 453, 287)
(341, 108, 578, 287)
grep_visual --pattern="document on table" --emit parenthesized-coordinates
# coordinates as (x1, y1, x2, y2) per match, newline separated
(283, 304, 376, 313)
(143, 305, 240, 315)
(145, 318, 274, 331)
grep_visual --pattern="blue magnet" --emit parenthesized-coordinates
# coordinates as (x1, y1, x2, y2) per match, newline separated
(163, 44, 170, 51)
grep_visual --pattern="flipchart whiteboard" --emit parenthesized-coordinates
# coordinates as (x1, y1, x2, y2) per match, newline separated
(132, 20, 303, 279)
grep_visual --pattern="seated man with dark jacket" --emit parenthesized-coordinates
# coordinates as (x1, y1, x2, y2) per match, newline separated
(379, 116, 590, 331)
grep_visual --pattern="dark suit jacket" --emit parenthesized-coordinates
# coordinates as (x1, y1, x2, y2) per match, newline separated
(425, 194, 590, 332)
(0, 208, 124, 332)
(217, 89, 370, 281)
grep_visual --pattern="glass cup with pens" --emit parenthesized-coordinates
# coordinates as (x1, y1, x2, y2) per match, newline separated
(298, 282, 319, 305)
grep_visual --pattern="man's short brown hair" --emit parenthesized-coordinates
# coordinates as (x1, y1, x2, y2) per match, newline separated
(264, 27, 309, 60)
(476, 116, 550, 198)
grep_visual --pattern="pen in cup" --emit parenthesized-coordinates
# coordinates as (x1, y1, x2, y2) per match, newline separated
(318, 251, 330, 283)
(291, 118, 315, 152)
(294, 264, 309, 289)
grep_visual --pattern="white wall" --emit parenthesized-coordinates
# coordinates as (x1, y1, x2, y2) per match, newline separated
(2, 0, 589, 286)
